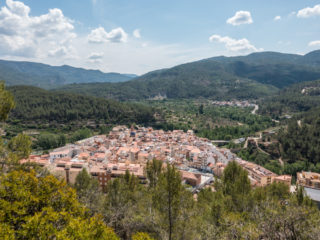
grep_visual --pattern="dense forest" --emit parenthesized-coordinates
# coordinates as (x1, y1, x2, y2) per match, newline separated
(7, 85, 155, 125)
(258, 79, 320, 118)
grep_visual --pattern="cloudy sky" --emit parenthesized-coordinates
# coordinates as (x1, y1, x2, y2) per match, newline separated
(0, 0, 319, 75)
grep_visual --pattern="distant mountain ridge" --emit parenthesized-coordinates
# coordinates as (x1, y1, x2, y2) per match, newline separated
(0, 60, 137, 88)
(208, 50, 320, 65)
(55, 50, 320, 100)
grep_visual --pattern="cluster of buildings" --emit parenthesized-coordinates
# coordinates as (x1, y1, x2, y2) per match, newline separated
(209, 158, 292, 187)
(236, 159, 292, 187)
(297, 171, 320, 189)
(22, 126, 234, 189)
(20, 125, 297, 191)
(210, 100, 256, 108)
(297, 171, 320, 205)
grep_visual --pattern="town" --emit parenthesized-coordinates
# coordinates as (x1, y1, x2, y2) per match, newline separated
(21, 126, 307, 194)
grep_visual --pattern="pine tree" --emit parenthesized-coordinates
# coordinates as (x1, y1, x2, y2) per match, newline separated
(154, 164, 183, 240)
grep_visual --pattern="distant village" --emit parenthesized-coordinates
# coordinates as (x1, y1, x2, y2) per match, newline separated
(21, 126, 319, 200)
(210, 100, 256, 108)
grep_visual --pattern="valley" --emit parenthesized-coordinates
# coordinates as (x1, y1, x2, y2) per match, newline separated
(3, 50, 320, 182)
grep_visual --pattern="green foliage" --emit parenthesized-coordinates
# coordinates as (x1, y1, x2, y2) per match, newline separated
(131, 232, 155, 240)
(153, 164, 184, 240)
(0, 82, 15, 121)
(74, 169, 103, 213)
(35, 133, 66, 150)
(296, 185, 305, 206)
(259, 79, 320, 118)
(0, 170, 118, 239)
(219, 161, 251, 212)
(71, 128, 93, 142)
(103, 173, 143, 239)
(146, 159, 163, 188)
(198, 104, 204, 115)
(278, 119, 320, 166)
(7, 134, 32, 159)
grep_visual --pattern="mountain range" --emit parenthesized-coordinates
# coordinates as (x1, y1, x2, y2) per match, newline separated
(3, 50, 320, 100)
(0, 60, 137, 88)
(54, 50, 320, 100)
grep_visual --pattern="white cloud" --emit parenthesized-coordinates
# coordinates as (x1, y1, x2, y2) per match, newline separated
(309, 40, 320, 47)
(88, 27, 128, 43)
(227, 11, 253, 26)
(297, 4, 320, 18)
(133, 29, 141, 38)
(209, 34, 262, 53)
(88, 52, 104, 63)
(88, 52, 104, 60)
(274, 16, 281, 21)
(0, 0, 270, 75)
(0, 0, 76, 58)
(48, 46, 68, 57)
(87, 27, 108, 43)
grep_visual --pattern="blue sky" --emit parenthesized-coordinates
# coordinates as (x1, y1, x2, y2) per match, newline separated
(0, 0, 319, 74)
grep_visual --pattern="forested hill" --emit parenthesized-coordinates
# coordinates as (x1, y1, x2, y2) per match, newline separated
(0, 60, 137, 89)
(55, 50, 320, 100)
(258, 79, 320, 118)
(7, 86, 155, 125)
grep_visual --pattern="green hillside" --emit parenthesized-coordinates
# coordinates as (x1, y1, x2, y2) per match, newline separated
(7, 85, 155, 125)
(258, 79, 320, 118)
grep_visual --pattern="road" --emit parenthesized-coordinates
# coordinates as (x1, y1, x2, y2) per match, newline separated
(251, 104, 280, 123)
(251, 104, 259, 114)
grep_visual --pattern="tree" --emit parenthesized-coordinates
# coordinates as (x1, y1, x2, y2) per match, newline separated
(146, 159, 163, 188)
(296, 185, 305, 206)
(104, 173, 142, 239)
(219, 161, 251, 212)
(74, 168, 102, 214)
(0, 170, 118, 239)
(0, 82, 15, 121)
(154, 164, 183, 240)
(71, 128, 93, 142)
(7, 134, 32, 159)
(75, 168, 93, 193)
(199, 104, 204, 115)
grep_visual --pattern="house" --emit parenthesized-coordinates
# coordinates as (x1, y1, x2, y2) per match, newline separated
(180, 171, 201, 187)
(297, 171, 320, 189)
(49, 148, 73, 162)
